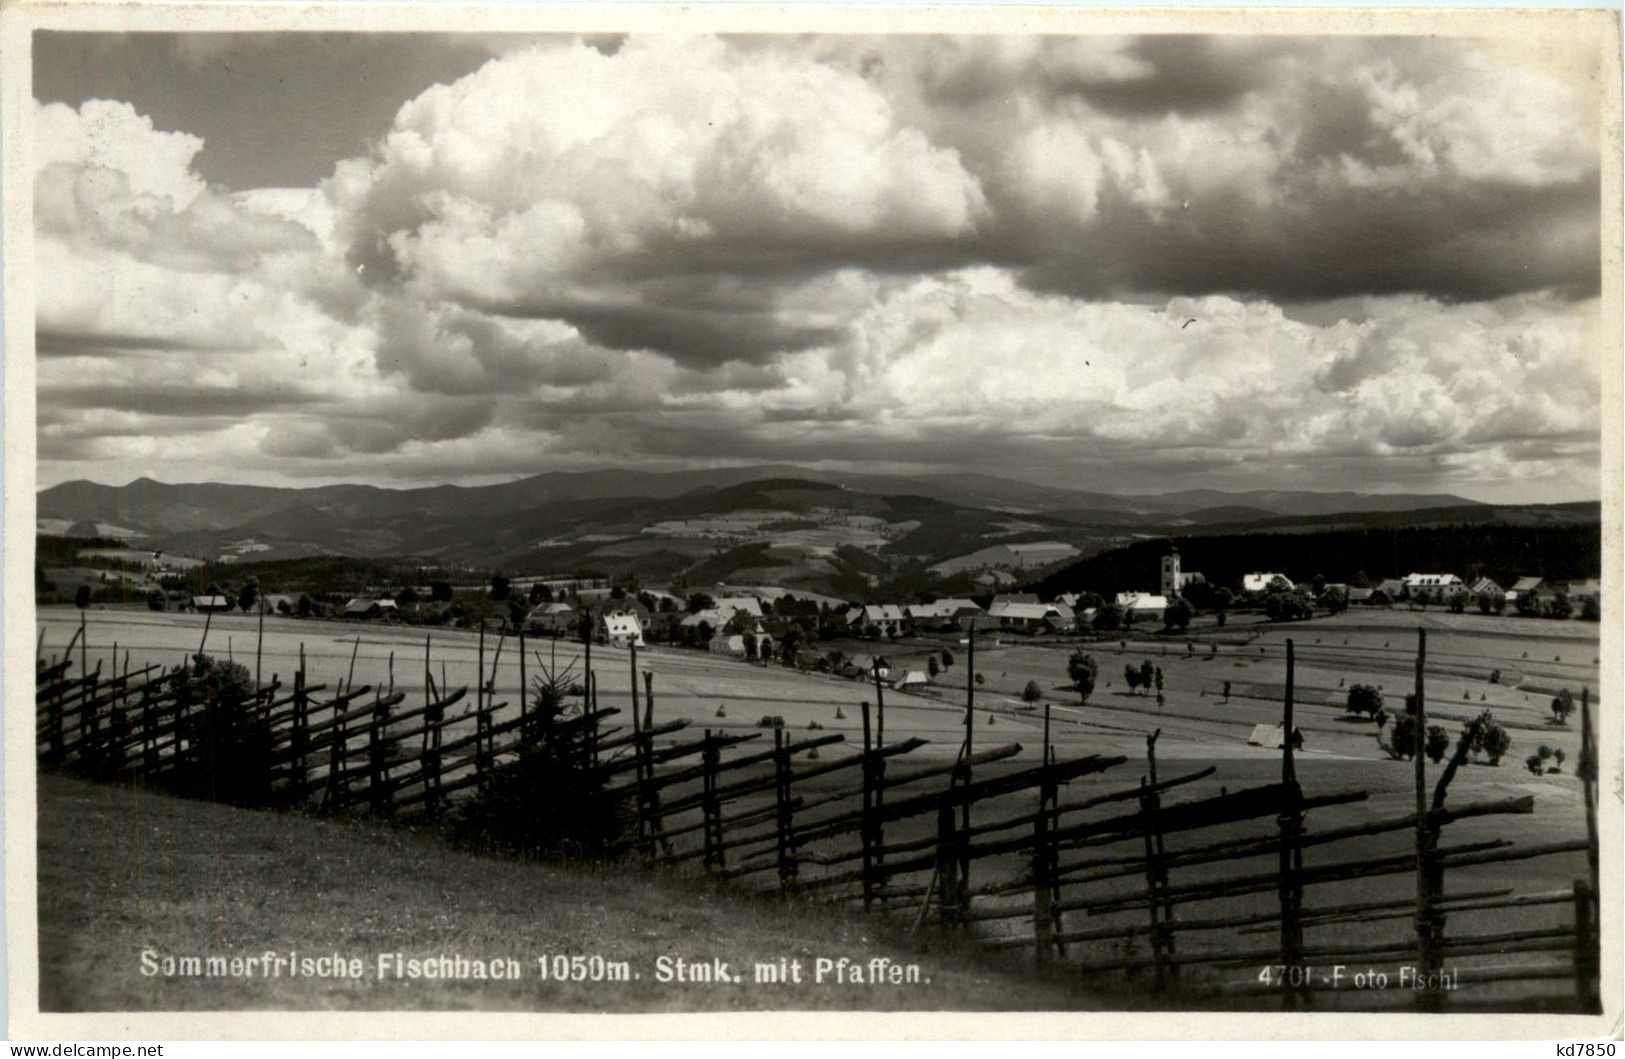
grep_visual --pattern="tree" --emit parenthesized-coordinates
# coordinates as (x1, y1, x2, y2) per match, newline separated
(1379, 713, 1447, 762)
(1346, 683, 1383, 720)
(147, 589, 166, 612)
(1162, 597, 1193, 632)
(1515, 590, 1541, 617)
(1580, 595, 1601, 622)
(941, 648, 955, 669)
(1139, 659, 1155, 692)
(1477, 590, 1505, 615)
(430, 581, 454, 603)
(238, 576, 259, 613)
(1093, 604, 1123, 632)
(1123, 664, 1142, 694)
(1067, 651, 1098, 704)
(1022, 679, 1043, 703)
(1425, 724, 1450, 764)
(687, 593, 715, 614)
(1264, 590, 1311, 622)
(1544, 591, 1572, 619)
(1550, 688, 1576, 725)
(1213, 587, 1235, 627)
(743, 634, 759, 662)
(1322, 586, 1349, 615)
(73, 585, 91, 609)
(1469, 713, 1511, 766)
(489, 574, 511, 601)
(1446, 589, 1469, 614)
(927, 655, 941, 680)
(297, 594, 314, 618)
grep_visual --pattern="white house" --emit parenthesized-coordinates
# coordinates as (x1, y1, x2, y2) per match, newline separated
(1402, 573, 1464, 601)
(1242, 573, 1293, 593)
(343, 598, 399, 619)
(709, 627, 774, 658)
(845, 604, 907, 637)
(904, 598, 983, 630)
(1115, 593, 1169, 619)
(987, 600, 1074, 633)
(191, 594, 232, 612)
(601, 612, 645, 649)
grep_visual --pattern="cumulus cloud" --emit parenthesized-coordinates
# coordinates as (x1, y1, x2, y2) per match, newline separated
(31, 32, 1608, 501)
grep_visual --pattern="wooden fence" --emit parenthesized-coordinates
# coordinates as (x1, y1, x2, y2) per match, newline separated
(35, 614, 1600, 1012)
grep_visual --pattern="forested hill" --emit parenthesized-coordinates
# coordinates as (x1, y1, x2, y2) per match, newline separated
(1030, 518, 1603, 599)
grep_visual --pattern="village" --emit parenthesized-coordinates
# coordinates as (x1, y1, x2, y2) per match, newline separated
(97, 547, 1593, 691)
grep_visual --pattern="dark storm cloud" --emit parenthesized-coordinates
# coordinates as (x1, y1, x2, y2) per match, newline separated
(35, 328, 258, 358)
(1017, 173, 1602, 304)
(43, 383, 322, 416)
(1044, 36, 1273, 116)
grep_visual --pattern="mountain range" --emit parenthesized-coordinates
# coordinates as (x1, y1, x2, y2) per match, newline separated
(40, 467, 1576, 593)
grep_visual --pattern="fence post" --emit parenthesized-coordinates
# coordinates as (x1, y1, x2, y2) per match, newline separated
(1139, 774, 1170, 992)
(773, 728, 797, 890)
(872, 665, 888, 901)
(291, 656, 308, 792)
(860, 699, 875, 910)
(1576, 684, 1601, 1011)
(324, 693, 348, 810)
(369, 690, 392, 814)
(1278, 639, 1306, 1008)
(140, 681, 158, 776)
(701, 730, 722, 868)
(935, 801, 961, 927)
(47, 673, 65, 762)
(1032, 765, 1057, 967)
(422, 689, 444, 819)
(1574, 878, 1601, 1012)
(1412, 627, 1444, 1012)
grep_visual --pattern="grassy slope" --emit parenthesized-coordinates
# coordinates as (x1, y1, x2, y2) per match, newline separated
(37, 774, 1091, 1013)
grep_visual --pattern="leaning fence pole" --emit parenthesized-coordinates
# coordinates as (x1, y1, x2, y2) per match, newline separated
(518, 630, 528, 723)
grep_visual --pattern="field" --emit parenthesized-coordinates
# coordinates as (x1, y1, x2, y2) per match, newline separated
(35, 773, 1090, 1011)
(37, 604, 1597, 816)
(35, 604, 1599, 1010)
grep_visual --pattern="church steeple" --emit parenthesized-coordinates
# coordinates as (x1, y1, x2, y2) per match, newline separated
(1160, 546, 1181, 597)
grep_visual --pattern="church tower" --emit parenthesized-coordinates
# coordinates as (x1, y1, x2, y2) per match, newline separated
(1160, 547, 1181, 597)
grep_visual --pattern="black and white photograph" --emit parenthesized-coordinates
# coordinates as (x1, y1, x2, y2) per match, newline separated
(3, 2, 1619, 1039)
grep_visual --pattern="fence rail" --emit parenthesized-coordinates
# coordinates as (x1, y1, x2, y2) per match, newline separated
(35, 614, 1600, 1012)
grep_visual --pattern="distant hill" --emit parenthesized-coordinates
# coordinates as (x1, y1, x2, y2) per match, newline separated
(37, 469, 1541, 593)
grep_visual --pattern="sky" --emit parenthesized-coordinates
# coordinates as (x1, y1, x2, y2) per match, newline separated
(31, 30, 1608, 502)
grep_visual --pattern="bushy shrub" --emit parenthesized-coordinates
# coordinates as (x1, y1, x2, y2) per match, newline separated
(448, 674, 628, 859)
(163, 653, 275, 806)
(1021, 680, 1043, 702)
(1345, 683, 1383, 719)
